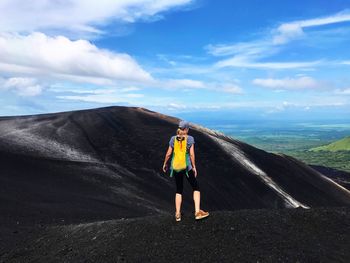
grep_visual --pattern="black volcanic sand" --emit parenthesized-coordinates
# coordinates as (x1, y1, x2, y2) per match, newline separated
(1, 207, 350, 263)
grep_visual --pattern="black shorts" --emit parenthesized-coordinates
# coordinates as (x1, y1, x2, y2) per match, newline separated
(173, 169, 200, 194)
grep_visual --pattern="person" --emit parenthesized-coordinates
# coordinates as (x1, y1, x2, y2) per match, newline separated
(162, 120, 209, 222)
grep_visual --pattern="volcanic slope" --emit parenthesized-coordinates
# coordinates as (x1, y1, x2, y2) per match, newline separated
(1, 106, 350, 227)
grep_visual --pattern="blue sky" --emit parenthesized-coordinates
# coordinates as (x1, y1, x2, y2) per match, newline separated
(0, 0, 350, 121)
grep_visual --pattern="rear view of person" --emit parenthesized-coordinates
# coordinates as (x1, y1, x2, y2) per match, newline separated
(162, 120, 209, 222)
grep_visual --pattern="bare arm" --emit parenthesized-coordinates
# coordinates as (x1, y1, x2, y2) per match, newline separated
(162, 146, 173, 172)
(189, 144, 197, 177)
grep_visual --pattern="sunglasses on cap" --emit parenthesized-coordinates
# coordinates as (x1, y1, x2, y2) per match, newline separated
(176, 135, 185, 141)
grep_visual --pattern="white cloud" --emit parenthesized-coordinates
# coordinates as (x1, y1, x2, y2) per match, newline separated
(265, 101, 295, 113)
(120, 87, 141, 92)
(273, 10, 350, 44)
(151, 78, 244, 94)
(50, 88, 116, 94)
(57, 95, 119, 103)
(334, 88, 350, 95)
(52, 84, 145, 103)
(57, 92, 144, 103)
(123, 93, 144, 98)
(167, 103, 187, 109)
(206, 41, 272, 57)
(220, 84, 243, 94)
(262, 99, 347, 114)
(1, 77, 43, 96)
(0, 0, 193, 35)
(162, 78, 205, 89)
(50, 85, 143, 94)
(209, 10, 350, 69)
(157, 54, 177, 66)
(158, 99, 348, 112)
(210, 40, 321, 69)
(253, 76, 321, 90)
(208, 40, 283, 69)
(216, 59, 321, 69)
(273, 23, 304, 45)
(0, 32, 152, 84)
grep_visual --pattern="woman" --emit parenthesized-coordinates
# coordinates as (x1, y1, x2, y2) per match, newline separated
(162, 120, 209, 222)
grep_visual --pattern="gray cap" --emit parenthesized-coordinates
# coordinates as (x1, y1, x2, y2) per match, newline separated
(179, 120, 190, 129)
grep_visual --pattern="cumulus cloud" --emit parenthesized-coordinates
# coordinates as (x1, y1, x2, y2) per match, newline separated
(0, 77, 43, 96)
(0, 32, 152, 84)
(252, 76, 320, 90)
(0, 0, 193, 35)
(0, 0, 200, 99)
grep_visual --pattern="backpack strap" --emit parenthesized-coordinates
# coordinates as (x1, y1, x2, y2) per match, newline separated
(170, 150, 175, 177)
(185, 150, 189, 178)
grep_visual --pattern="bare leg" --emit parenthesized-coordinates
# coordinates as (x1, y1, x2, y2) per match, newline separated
(193, 190, 200, 213)
(175, 193, 182, 214)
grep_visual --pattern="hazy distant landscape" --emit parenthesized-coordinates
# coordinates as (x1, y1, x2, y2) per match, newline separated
(193, 119, 350, 173)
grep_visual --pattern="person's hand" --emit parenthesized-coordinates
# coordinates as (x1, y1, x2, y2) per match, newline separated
(192, 167, 197, 177)
(162, 163, 168, 173)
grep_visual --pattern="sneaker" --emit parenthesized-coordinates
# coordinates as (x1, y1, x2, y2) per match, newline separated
(175, 212, 181, 222)
(195, 209, 209, 220)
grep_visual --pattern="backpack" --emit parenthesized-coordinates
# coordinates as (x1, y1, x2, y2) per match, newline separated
(170, 135, 189, 178)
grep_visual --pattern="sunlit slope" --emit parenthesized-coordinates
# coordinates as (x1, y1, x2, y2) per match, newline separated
(310, 136, 350, 152)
